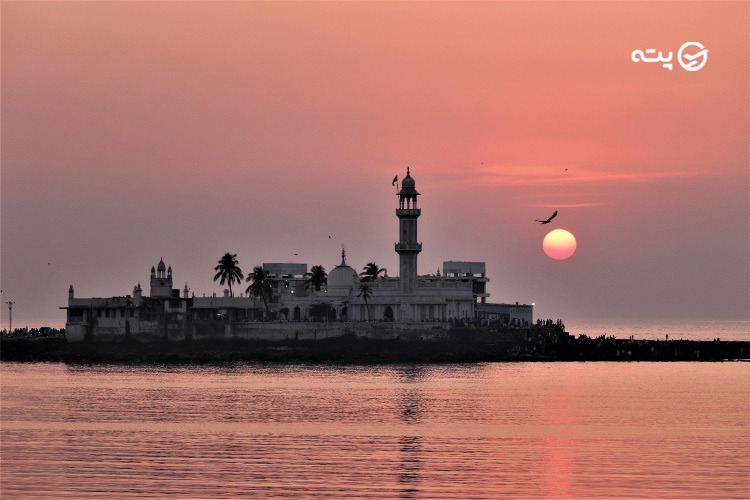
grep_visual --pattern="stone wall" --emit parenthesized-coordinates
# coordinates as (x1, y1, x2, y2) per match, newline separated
(69, 320, 471, 343)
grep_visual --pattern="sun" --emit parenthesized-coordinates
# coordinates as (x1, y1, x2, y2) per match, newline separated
(543, 229, 577, 260)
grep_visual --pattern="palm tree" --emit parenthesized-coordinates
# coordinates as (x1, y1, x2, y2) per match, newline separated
(306, 265, 327, 292)
(213, 253, 243, 297)
(246, 266, 274, 313)
(360, 262, 387, 282)
(358, 284, 373, 321)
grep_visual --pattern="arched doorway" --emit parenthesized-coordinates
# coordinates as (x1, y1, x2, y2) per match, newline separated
(384, 306, 394, 322)
(340, 305, 348, 322)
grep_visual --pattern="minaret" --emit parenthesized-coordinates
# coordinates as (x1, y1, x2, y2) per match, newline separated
(150, 258, 173, 297)
(395, 168, 421, 294)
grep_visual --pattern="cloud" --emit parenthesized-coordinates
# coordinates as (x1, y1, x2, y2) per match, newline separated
(527, 203, 604, 208)
(468, 165, 701, 187)
(423, 164, 702, 193)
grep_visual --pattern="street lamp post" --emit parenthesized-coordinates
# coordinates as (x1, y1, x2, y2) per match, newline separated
(6, 301, 15, 333)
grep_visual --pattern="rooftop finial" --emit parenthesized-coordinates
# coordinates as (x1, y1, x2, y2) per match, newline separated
(406, 166, 410, 176)
(341, 245, 347, 265)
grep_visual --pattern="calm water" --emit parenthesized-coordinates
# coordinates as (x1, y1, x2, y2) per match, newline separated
(1, 362, 748, 498)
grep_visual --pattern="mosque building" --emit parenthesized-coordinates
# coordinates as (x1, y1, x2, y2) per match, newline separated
(63, 169, 532, 341)
(278, 169, 485, 322)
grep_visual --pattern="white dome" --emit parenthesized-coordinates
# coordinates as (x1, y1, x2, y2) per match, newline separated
(326, 246, 357, 293)
(327, 264, 357, 290)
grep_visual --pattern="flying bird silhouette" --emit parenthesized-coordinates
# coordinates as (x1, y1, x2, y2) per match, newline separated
(535, 210, 558, 224)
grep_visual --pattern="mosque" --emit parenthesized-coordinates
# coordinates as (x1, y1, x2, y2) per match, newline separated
(63, 169, 533, 341)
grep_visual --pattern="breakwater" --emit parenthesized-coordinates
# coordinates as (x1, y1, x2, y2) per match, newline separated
(1, 330, 747, 363)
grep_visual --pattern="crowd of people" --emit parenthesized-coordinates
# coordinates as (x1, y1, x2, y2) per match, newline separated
(1, 327, 65, 338)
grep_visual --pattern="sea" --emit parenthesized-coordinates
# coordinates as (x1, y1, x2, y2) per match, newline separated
(1, 360, 748, 499)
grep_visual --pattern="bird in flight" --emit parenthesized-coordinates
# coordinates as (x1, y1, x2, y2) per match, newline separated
(535, 210, 558, 224)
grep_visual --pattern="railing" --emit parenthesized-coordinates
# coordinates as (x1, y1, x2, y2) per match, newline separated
(376, 281, 399, 288)
(395, 243, 422, 252)
(396, 208, 421, 216)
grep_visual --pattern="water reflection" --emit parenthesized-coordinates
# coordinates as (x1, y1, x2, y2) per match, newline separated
(395, 365, 425, 425)
(398, 389, 420, 423)
(398, 436, 422, 498)
(2, 363, 746, 499)
(542, 393, 576, 498)
(395, 365, 424, 497)
(396, 364, 425, 382)
(542, 436, 574, 498)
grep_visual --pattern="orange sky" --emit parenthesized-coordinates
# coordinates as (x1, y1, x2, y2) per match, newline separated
(1, 1, 748, 327)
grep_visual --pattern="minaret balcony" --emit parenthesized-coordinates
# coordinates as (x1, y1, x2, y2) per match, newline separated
(395, 242, 422, 253)
(396, 208, 421, 217)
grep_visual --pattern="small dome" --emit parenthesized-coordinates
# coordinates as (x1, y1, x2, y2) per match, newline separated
(157, 258, 166, 271)
(327, 246, 357, 290)
(402, 167, 415, 187)
(399, 167, 419, 195)
(328, 264, 357, 290)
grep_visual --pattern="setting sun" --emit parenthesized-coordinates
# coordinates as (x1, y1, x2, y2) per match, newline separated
(543, 229, 577, 260)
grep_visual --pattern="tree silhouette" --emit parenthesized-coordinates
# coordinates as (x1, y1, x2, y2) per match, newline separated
(358, 284, 373, 321)
(360, 262, 387, 282)
(246, 266, 274, 313)
(306, 265, 327, 292)
(213, 253, 243, 297)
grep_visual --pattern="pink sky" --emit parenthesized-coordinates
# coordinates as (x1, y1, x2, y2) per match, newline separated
(1, 1, 748, 328)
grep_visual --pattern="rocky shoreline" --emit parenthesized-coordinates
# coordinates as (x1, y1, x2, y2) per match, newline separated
(1, 334, 747, 363)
